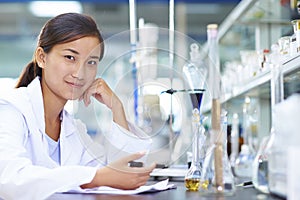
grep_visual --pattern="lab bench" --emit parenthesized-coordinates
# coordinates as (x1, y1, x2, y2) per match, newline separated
(47, 180, 282, 200)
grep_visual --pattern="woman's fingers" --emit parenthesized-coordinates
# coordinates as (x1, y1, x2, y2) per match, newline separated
(122, 152, 147, 163)
(81, 80, 96, 106)
(82, 78, 115, 108)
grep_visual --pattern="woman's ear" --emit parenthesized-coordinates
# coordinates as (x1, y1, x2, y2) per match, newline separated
(35, 47, 46, 69)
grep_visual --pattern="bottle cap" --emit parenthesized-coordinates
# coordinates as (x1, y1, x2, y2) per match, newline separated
(207, 24, 218, 38)
(207, 24, 218, 30)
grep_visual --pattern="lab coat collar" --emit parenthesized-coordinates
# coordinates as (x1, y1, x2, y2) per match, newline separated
(61, 110, 76, 137)
(27, 77, 45, 134)
(27, 77, 76, 138)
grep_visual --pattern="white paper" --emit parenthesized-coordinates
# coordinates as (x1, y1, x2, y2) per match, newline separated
(65, 179, 176, 195)
(150, 168, 188, 177)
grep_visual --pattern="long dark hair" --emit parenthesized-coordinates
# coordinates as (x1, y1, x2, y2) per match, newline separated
(16, 13, 104, 88)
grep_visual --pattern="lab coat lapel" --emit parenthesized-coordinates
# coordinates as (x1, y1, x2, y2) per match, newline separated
(59, 110, 77, 165)
(26, 78, 59, 167)
(0, 77, 58, 167)
(27, 77, 46, 135)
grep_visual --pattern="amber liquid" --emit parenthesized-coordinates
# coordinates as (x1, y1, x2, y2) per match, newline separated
(185, 178, 200, 191)
(200, 179, 209, 190)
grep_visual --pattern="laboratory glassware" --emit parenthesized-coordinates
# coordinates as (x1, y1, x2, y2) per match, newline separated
(184, 108, 206, 191)
(200, 110, 235, 195)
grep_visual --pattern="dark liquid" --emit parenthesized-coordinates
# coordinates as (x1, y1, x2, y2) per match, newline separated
(189, 92, 203, 110)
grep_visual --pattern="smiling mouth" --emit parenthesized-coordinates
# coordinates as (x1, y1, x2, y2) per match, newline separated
(66, 81, 84, 88)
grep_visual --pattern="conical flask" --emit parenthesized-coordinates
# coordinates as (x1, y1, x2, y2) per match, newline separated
(200, 110, 235, 195)
(184, 108, 206, 191)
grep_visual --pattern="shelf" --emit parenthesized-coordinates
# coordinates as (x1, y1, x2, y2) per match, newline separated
(281, 54, 300, 75)
(281, 54, 300, 98)
(200, 0, 299, 114)
(202, 69, 271, 113)
(201, 53, 300, 113)
(201, 0, 259, 54)
(237, 19, 291, 26)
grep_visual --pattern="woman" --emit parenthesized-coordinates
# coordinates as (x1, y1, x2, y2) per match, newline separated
(0, 13, 155, 200)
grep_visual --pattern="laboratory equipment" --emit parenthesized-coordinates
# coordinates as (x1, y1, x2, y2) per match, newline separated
(196, 24, 235, 196)
(182, 43, 207, 91)
(234, 144, 254, 178)
(252, 44, 283, 194)
(200, 110, 235, 195)
(252, 136, 269, 194)
(267, 94, 300, 199)
(181, 41, 207, 191)
(291, 19, 300, 53)
(229, 113, 239, 167)
(234, 97, 256, 178)
(184, 109, 206, 191)
(129, 0, 138, 124)
(264, 43, 285, 198)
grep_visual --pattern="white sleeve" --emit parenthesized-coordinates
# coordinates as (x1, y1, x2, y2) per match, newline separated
(74, 119, 107, 167)
(0, 105, 96, 200)
(104, 121, 152, 163)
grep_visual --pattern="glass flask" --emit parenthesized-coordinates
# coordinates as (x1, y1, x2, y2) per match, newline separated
(184, 108, 206, 191)
(252, 136, 270, 194)
(234, 144, 254, 178)
(200, 110, 235, 195)
(234, 97, 256, 178)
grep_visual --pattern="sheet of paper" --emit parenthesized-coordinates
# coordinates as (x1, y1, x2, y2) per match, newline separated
(150, 168, 188, 177)
(65, 179, 176, 195)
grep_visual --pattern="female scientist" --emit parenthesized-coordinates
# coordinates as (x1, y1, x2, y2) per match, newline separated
(0, 13, 155, 199)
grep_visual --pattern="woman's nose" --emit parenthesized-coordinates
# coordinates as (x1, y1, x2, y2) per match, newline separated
(71, 63, 85, 79)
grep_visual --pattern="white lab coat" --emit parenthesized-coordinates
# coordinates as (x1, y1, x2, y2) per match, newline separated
(0, 77, 151, 200)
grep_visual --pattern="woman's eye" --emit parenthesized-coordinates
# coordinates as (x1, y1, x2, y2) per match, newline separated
(88, 60, 98, 65)
(65, 55, 75, 61)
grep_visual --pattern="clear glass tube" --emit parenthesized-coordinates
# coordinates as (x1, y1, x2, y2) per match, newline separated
(207, 24, 220, 99)
(230, 113, 239, 167)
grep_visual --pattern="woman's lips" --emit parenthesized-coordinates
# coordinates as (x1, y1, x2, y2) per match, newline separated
(66, 81, 84, 88)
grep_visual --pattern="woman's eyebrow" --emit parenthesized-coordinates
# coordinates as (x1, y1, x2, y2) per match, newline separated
(90, 55, 101, 61)
(63, 49, 100, 60)
(63, 48, 79, 55)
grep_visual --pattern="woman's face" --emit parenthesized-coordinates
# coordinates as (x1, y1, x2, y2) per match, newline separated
(39, 36, 101, 101)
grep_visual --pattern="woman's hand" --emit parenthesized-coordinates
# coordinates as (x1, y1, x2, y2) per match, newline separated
(81, 78, 117, 109)
(81, 78, 129, 130)
(81, 152, 156, 190)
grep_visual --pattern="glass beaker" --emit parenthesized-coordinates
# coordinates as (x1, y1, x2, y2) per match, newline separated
(199, 110, 235, 196)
